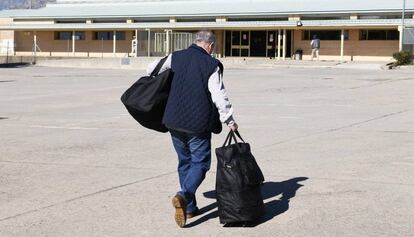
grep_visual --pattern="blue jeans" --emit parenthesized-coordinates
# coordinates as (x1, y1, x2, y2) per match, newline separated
(170, 130, 212, 213)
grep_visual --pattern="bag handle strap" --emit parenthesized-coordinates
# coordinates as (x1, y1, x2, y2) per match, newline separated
(222, 130, 245, 147)
(150, 56, 168, 77)
(234, 130, 245, 143)
(223, 131, 233, 147)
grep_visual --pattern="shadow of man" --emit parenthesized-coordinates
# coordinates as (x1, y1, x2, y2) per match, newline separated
(185, 177, 308, 228)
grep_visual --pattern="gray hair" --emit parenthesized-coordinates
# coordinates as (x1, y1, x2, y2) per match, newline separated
(194, 30, 216, 44)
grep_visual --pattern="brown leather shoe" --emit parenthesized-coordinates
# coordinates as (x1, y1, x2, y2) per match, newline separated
(172, 195, 187, 228)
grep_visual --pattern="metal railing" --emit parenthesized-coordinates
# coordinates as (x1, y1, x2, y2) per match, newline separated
(155, 32, 195, 55)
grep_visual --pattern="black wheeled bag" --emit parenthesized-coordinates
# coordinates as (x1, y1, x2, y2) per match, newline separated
(120, 57, 173, 133)
(215, 131, 265, 224)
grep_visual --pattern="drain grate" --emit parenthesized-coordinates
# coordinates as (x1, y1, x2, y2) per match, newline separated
(0, 117, 8, 120)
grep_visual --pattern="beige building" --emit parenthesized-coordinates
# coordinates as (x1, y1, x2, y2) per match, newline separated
(0, 0, 414, 61)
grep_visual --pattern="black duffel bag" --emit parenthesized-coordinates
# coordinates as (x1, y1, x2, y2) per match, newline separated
(120, 57, 173, 133)
(215, 131, 265, 224)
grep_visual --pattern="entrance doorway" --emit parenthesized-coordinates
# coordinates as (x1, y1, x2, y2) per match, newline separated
(250, 31, 267, 57)
(224, 30, 292, 58)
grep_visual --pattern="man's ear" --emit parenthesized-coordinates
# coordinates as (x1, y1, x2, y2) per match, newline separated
(210, 43, 216, 53)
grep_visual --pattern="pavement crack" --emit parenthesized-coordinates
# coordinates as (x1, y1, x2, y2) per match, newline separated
(0, 171, 176, 223)
(325, 109, 411, 132)
(259, 109, 411, 150)
(382, 131, 414, 134)
(349, 78, 414, 90)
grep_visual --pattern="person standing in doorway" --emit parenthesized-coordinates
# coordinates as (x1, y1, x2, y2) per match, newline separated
(310, 34, 320, 61)
(146, 30, 238, 228)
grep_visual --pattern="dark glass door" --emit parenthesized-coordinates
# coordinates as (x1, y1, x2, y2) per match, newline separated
(225, 30, 232, 57)
(250, 31, 267, 57)
(286, 30, 292, 58)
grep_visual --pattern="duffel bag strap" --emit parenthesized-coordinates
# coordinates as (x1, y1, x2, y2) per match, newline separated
(234, 130, 245, 143)
(222, 130, 246, 147)
(223, 131, 233, 147)
(150, 56, 168, 77)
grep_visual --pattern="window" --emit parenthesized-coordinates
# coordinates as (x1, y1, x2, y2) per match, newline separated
(73, 32, 85, 40)
(55, 20, 85, 24)
(232, 31, 240, 45)
(241, 31, 249, 46)
(54, 31, 85, 40)
(301, 16, 349, 20)
(93, 19, 126, 23)
(302, 30, 349, 40)
(241, 48, 249, 57)
(231, 31, 250, 46)
(226, 30, 254, 57)
(232, 48, 240, 57)
(387, 30, 399, 40)
(176, 18, 216, 22)
(55, 31, 72, 40)
(359, 30, 399, 40)
(134, 18, 169, 23)
(93, 31, 126, 40)
(94, 32, 111, 40)
(227, 17, 288, 21)
(359, 14, 411, 20)
(114, 31, 126, 40)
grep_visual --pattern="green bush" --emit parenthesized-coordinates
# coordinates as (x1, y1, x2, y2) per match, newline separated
(393, 51, 412, 65)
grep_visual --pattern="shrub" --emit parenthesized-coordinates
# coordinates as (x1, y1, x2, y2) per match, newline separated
(393, 51, 412, 65)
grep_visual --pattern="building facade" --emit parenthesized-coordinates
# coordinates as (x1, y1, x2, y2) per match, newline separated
(0, 0, 413, 61)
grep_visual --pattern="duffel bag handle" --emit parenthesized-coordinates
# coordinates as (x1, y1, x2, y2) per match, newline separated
(234, 130, 245, 143)
(222, 130, 246, 147)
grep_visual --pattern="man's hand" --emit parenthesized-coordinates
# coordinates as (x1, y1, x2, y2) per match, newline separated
(228, 121, 238, 132)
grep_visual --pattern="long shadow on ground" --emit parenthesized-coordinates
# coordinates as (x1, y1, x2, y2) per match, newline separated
(185, 177, 308, 228)
(0, 63, 30, 68)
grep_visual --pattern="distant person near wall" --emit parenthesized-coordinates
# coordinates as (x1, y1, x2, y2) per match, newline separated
(310, 35, 320, 61)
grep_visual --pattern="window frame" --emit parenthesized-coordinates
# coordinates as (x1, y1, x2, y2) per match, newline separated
(93, 31, 126, 41)
(359, 30, 399, 41)
(54, 31, 86, 40)
(302, 30, 349, 41)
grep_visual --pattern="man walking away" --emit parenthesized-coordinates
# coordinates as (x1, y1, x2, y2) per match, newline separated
(146, 30, 238, 227)
(310, 34, 320, 61)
